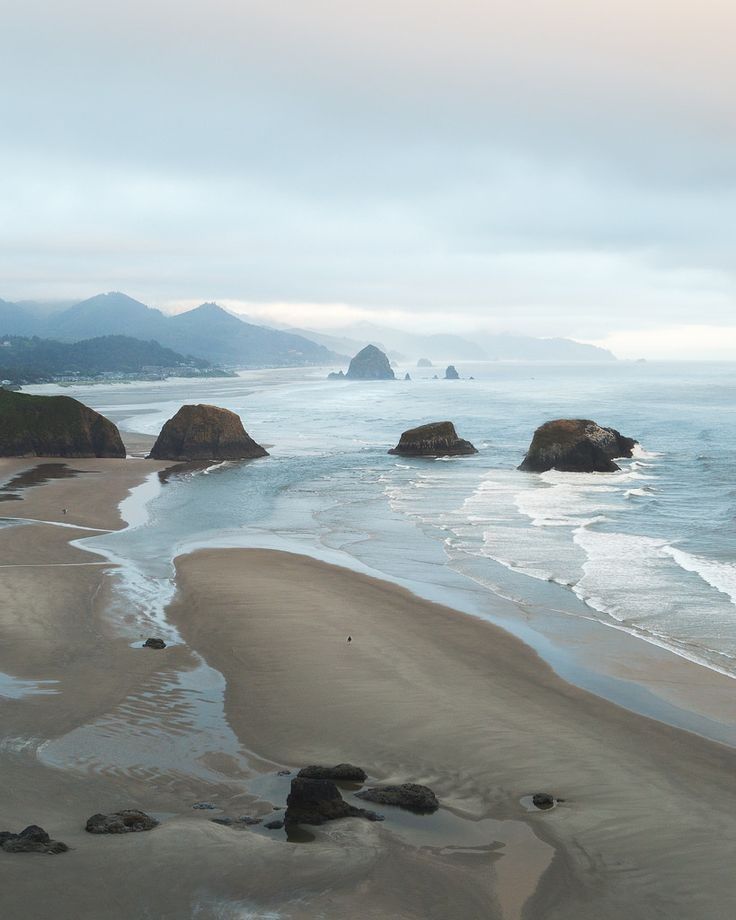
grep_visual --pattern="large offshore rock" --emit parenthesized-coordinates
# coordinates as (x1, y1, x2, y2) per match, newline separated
(388, 421, 477, 457)
(0, 389, 125, 458)
(518, 419, 637, 473)
(444, 365, 460, 379)
(344, 345, 395, 380)
(148, 404, 268, 461)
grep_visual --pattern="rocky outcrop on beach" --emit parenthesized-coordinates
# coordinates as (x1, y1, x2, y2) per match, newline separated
(532, 793, 556, 809)
(85, 810, 159, 834)
(327, 370, 345, 379)
(388, 421, 477, 457)
(297, 764, 367, 782)
(445, 365, 459, 379)
(355, 783, 439, 813)
(148, 404, 268, 462)
(143, 637, 166, 649)
(344, 345, 395, 380)
(0, 825, 68, 854)
(518, 419, 637, 473)
(0, 389, 125, 458)
(284, 777, 383, 827)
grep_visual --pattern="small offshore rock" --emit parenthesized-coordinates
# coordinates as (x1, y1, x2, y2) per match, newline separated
(192, 802, 217, 810)
(85, 810, 159, 834)
(356, 783, 439, 813)
(388, 421, 477, 458)
(297, 764, 368, 782)
(1, 825, 68, 854)
(264, 819, 285, 830)
(143, 637, 167, 649)
(532, 793, 555, 810)
(404, 372, 411, 381)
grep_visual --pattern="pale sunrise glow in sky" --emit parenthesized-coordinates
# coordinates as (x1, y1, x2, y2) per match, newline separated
(1, 1, 735, 357)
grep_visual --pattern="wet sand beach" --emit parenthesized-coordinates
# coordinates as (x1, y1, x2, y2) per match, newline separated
(1, 454, 736, 919)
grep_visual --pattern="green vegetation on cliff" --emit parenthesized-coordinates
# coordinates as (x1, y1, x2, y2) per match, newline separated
(0, 389, 125, 457)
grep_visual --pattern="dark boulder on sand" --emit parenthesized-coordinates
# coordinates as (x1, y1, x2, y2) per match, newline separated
(143, 637, 166, 649)
(297, 764, 367, 782)
(0, 389, 125, 458)
(85, 810, 158, 834)
(344, 345, 395, 381)
(356, 783, 439, 813)
(388, 421, 477, 458)
(148, 404, 268, 462)
(285, 777, 383, 827)
(518, 419, 637, 473)
(445, 365, 459, 380)
(532, 793, 556, 810)
(0, 825, 68, 854)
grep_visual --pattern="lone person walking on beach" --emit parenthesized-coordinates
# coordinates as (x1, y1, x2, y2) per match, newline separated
(347, 635, 352, 644)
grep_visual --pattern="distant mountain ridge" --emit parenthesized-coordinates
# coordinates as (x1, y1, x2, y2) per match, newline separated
(293, 321, 615, 362)
(0, 293, 345, 368)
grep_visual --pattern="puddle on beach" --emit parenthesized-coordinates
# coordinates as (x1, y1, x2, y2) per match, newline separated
(0, 671, 59, 699)
(0, 463, 95, 501)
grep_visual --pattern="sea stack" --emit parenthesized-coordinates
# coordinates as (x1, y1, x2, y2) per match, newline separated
(417, 358, 433, 368)
(388, 421, 477, 457)
(344, 345, 395, 380)
(518, 419, 637, 473)
(445, 365, 459, 379)
(0, 390, 125, 458)
(148, 404, 268, 461)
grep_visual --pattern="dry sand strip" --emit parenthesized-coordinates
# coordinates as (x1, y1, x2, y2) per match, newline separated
(169, 547, 736, 920)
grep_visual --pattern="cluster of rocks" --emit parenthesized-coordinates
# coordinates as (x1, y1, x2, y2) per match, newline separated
(0, 825, 68, 855)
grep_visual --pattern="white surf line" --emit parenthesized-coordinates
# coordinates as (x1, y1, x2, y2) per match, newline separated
(0, 517, 112, 533)
(0, 561, 110, 568)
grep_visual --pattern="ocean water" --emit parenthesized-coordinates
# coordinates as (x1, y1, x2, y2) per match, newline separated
(26, 361, 736, 686)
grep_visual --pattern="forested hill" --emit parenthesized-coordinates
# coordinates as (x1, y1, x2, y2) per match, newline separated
(0, 334, 230, 385)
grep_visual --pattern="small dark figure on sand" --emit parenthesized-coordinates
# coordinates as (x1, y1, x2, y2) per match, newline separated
(347, 635, 352, 644)
(62, 508, 67, 515)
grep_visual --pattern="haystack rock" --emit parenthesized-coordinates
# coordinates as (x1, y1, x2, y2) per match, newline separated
(148, 404, 268, 461)
(445, 365, 459, 379)
(0, 389, 125, 458)
(344, 345, 395, 380)
(388, 421, 477, 457)
(417, 358, 433, 368)
(518, 419, 637, 473)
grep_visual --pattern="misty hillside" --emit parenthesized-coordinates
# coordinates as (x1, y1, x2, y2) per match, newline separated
(0, 293, 345, 368)
(293, 321, 615, 362)
(0, 334, 225, 384)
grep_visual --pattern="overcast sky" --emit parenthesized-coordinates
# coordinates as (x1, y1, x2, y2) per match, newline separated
(2, 1, 735, 357)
